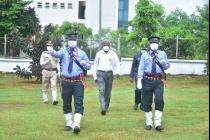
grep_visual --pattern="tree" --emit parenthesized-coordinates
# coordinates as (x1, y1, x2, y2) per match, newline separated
(0, 0, 39, 58)
(128, 0, 164, 50)
(157, 8, 198, 58)
(0, 0, 39, 37)
(196, 4, 209, 74)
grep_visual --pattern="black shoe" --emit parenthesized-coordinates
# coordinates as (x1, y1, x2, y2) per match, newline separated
(133, 104, 138, 110)
(101, 110, 106, 115)
(64, 126, 72, 131)
(155, 125, 164, 132)
(53, 101, 58, 105)
(145, 125, 152, 130)
(73, 126, 80, 134)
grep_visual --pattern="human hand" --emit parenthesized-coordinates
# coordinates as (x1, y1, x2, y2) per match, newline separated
(137, 78, 142, 89)
(116, 74, 120, 79)
(47, 46, 53, 51)
(80, 60, 87, 66)
(160, 59, 166, 66)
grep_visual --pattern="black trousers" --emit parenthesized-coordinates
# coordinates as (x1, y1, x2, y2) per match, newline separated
(61, 80, 84, 115)
(135, 89, 142, 105)
(141, 79, 164, 112)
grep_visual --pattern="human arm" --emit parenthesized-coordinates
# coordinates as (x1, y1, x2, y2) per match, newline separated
(114, 52, 120, 78)
(159, 51, 170, 70)
(92, 53, 99, 81)
(80, 51, 91, 70)
(40, 52, 50, 66)
(130, 55, 137, 82)
(137, 55, 145, 89)
(47, 46, 63, 59)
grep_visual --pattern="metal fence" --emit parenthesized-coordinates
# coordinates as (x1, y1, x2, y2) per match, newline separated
(0, 35, 206, 60)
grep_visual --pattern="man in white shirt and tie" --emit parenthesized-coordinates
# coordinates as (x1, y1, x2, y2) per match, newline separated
(93, 39, 120, 115)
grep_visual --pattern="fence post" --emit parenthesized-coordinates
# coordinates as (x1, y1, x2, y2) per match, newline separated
(117, 35, 120, 57)
(176, 35, 179, 59)
(4, 34, 6, 57)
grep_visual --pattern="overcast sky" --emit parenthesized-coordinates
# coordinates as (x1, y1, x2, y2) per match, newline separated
(155, 0, 209, 15)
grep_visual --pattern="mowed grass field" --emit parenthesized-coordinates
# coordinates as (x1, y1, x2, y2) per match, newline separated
(0, 74, 209, 140)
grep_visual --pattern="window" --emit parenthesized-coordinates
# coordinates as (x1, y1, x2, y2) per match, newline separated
(52, 3, 58, 9)
(37, 2, 42, 8)
(68, 3, 73, 9)
(118, 0, 129, 28)
(78, 1, 86, 19)
(45, 2, 50, 8)
(60, 3, 65, 9)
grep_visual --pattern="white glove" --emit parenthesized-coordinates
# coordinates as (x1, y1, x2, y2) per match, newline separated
(80, 60, 87, 66)
(160, 59, 166, 66)
(137, 78, 142, 89)
(47, 46, 53, 51)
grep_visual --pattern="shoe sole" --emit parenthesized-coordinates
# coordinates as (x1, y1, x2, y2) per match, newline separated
(73, 127, 80, 134)
(64, 126, 72, 131)
(53, 101, 58, 105)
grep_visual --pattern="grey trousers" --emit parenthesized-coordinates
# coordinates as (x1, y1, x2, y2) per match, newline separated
(97, 70, 113, 111)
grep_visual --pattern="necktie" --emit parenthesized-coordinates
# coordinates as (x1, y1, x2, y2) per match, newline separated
(151, 51, 156, 74)
(67, 47, 74, 73)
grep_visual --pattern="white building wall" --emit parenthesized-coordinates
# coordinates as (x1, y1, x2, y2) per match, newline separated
(128, 0, 138, 21)
(29, 0, 137, 34)
(30, 0, 85, 27)
(101, 0, 118, 31)
(0, 58, 207, 75)
(85, 0, 100, 33)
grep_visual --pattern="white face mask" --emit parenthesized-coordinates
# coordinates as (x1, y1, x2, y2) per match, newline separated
(103, 46, 110, 52)
(46, 46, 52, 51)
(68, 41, 77, 48)
(141, 50, 146, 53)
(150, 43, 159, 51)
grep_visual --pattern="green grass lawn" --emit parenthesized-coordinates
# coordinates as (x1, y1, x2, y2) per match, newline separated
(0, 74, 209, 140)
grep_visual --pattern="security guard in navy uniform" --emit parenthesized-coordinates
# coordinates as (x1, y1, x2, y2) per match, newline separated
(47, 33, 91, 134)
(130, 46, 147, 110)
(137, 36, 170, 131)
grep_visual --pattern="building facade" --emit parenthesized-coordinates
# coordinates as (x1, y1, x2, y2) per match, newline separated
(29, 0, 138, 34)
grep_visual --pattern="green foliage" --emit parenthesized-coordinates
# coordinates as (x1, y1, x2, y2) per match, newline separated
(93, 28, 138, 58)
(6, 28, 29, 57)
(128, 0, 164, 51)
(22, 41, 45, 81)
(13, 65, 32, 80)
(130, 0, 164, 37)
(196, 4, 209, 74)
(0, 0, 39, 37)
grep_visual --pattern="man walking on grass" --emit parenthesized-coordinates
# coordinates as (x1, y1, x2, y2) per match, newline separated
(92, 39, 120, 116)
(47, 33, 91, 134)
(137, 36, 170, 132)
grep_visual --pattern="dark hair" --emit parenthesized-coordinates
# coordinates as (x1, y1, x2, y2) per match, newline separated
(102, 40, 110, 46)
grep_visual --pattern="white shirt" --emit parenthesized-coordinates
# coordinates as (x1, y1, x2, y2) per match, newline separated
(92, 49, 120, 80)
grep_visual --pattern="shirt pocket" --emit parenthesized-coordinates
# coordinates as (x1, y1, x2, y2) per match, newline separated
(144, 56, 152, 65)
